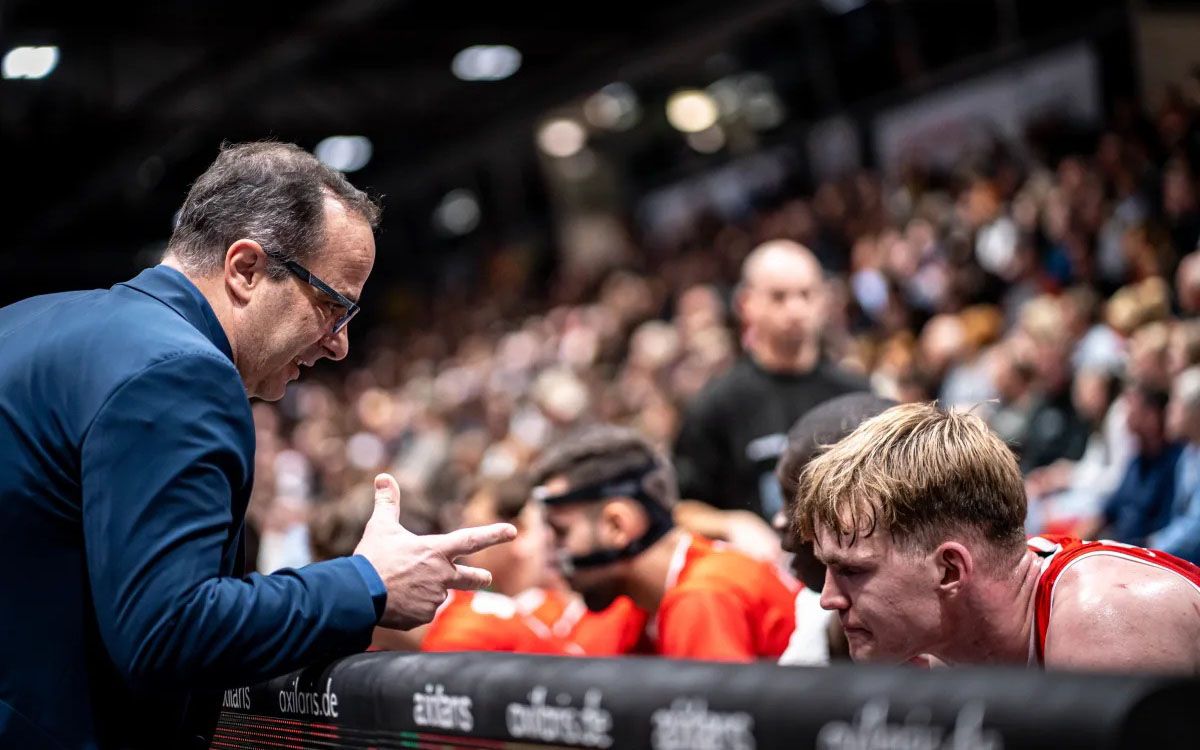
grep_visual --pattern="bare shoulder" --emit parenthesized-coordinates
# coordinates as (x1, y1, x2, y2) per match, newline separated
(1054, 552, 1200, 614)
(1045, 553, 1200, 674)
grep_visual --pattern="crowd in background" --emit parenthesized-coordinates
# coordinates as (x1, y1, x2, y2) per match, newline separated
(248, 69, 1200, 574)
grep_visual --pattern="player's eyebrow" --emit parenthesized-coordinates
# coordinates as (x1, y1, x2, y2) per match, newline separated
(813, 545, 870, 568)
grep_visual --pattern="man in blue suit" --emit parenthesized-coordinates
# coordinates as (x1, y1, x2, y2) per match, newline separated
(0, 142, 515, 749)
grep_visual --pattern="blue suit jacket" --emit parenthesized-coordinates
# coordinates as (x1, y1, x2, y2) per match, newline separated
(0, 266, 382, 749)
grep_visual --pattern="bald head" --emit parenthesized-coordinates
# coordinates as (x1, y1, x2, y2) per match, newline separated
(737, 240, 827, 371)
(741, 240, 824, 288)
(920, 314, 967, 377)
(1177, 251, 1200, 315)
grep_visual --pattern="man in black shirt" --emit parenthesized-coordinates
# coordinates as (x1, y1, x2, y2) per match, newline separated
(674, 240, 867, 534)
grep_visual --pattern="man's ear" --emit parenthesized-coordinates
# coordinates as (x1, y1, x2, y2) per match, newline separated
(224, 239, 270, 306)
(598, 498, 648, 548)
(932, 541, 973, 597)
(733, 282, 752, 325)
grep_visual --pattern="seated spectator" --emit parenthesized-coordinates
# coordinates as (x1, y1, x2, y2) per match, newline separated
(1149, 367, 1200, 563)
(916, 316, 966, 399)
(1168, 318, 1200, 377)
(987, 336, 1038, 452)
(1016, 297, 1091, 473)
(1176, 249, 1200, 316)
(1026, 366, 1133, 535)
(1128, 320, 1173, 390)
(937, 305, 1004, 410)
(1083, 382, 1183, 545)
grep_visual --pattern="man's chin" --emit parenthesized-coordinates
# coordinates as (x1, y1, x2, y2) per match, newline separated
(773, 331, 808, 349)
(845, 631, 881, 662)
(250, 373, 292, 402)
(849, 640, 912, 665)
(580, 586, 619, 612)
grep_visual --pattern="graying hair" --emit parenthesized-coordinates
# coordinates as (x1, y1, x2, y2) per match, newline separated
(167, 141, 381, 279)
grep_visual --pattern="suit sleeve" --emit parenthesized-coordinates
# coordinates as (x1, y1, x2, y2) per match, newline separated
(81, 353, 379, 690)
(656, 589, 756, 662)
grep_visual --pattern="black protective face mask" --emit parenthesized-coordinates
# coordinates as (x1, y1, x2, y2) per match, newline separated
(537, 464, 675, 574)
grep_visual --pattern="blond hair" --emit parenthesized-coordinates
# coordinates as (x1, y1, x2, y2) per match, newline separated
(793, 402, 1026, 562)
(1105, 277, 1171, 336)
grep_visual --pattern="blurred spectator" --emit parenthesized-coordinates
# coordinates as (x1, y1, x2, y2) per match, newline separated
(1149, 367, 1200, 563)
(1008, 296, 1091, 472)
(246, 69, 1200, 592)
(988, 336, 1038, 450)
(673, 240, 866, 527)
(1175, 249, 1200, 315)
(1128, 320, 1173, 389)
(455, 475, 551, 597)
(939, 305, 1004, 409)
(1026, 366, 1133, 535)
(1168, 318, 1200, 376)
(1085, 382, 1182, 545)
(917, 314, 967, 398)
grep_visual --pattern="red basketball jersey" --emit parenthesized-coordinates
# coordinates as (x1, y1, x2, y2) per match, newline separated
(1027, 534, 1200, 664)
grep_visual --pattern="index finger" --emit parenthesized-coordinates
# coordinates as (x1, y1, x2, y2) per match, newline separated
(434, 523, 517, 557)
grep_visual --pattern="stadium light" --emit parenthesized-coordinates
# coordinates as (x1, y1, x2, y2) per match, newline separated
(666, 89, 719, 134)
(537, 118, 586, 159)
(452, 45, 522, 82)
(2, 46, 59, 80)
(584, 83, 640, 131)
(433, 189, 482, 236)
(314, 136, 373, 173)
(687, 125, 726, 154)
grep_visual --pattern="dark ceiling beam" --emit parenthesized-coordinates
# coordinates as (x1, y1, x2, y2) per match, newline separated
(374, 0, 805, 202)
(18, 0, 402, 245)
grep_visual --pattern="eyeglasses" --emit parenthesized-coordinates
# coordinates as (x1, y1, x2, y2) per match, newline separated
(268, 254, 361, 336)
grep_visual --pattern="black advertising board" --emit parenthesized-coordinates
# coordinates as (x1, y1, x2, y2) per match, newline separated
(215, 652, 1199, 749)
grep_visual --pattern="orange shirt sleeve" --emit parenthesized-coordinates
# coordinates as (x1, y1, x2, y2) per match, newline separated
(656, 588, 756, 662)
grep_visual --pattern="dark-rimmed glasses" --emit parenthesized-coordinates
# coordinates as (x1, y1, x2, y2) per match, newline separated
(269, 254, 360, 336)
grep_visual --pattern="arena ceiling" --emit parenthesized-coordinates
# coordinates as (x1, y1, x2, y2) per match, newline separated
(3, 2, 777, 238)
(1, 0, 1127, 302)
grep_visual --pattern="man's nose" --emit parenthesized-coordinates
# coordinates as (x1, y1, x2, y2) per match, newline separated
(321, 325, 350, 361)
(819, 568, 849, 611)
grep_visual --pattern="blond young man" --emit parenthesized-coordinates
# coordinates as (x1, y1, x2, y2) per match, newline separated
(791, 402, 1200, 673)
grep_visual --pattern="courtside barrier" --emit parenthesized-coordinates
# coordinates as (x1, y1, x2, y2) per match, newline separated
(215, 651, 1199, 749)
